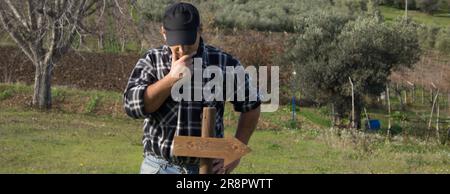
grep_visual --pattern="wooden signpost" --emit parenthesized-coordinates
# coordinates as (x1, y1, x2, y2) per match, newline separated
(173, 107, 251, 174)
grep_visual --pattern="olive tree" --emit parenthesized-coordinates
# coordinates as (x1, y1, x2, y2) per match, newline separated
(286, 12, 421, 128)
(0, 0, 102, 109)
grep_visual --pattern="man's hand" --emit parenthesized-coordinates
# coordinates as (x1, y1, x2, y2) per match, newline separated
(224, 159, 240, 174)
(212, 159, 240, 174)
(142, 52, 196, 113)
(212, 159, 225, 174)
(168, 52, 196, 80)
(211, 107, 260, 174)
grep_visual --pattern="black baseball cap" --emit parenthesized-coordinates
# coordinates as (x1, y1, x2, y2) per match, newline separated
(163, 2, 200, 46)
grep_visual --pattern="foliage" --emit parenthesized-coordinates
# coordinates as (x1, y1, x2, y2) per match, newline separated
(417, 24, 450, 53)
(0, 89, 12, 101)
(136, 0, 177, 22)
(285, 12, 421, 123)
(85, 95, 100, 114)
(435, 27, 450, 54)
(416, 0, 441, 14)
(137, 0, 376, 33)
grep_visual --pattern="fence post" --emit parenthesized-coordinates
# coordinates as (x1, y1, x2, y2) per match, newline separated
(387, 84, 391, 136)
(349, 77, 355, 129)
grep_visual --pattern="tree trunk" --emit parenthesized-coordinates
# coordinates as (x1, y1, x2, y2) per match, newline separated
(354, 103, 362, 129)
(33, 63, 52, 109)
(334, 103, 345, 128)
(396, 83, 404, 110)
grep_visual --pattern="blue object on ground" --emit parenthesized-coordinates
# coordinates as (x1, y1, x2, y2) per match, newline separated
(365, 119, 381, 130)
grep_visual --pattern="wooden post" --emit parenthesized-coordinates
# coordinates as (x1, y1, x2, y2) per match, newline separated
(387, 84, 391, 136)
(428, 90, 439, 131)
(364, 107, 370, 130)
(331, 103, 335, 128)
(430, 88, 433, 104)
(448, 92, 450, 113)
(436, 96, 440, 144)
(173, 107, 250, 174)
(200, 107, 216, 174)
(421, 86, 424, 105)
(404, 90, 407, 105)
(405, 0, 408, 18)
(349, 77, 355, 129)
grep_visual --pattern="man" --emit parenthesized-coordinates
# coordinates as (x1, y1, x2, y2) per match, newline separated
(123, 2, 261, 174)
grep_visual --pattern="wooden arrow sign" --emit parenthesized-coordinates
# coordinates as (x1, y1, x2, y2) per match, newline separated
(173, 136, 251, 167)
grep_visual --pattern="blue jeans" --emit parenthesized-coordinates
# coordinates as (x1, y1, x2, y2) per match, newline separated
(140, 154, 199, 174)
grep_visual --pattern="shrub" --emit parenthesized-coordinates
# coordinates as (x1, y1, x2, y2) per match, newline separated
(285, 13, 421, 128)
(380, 0, 418, 10)
(137, 0, 375, 33)
(416, 0, 440, 14)
(417, 25, 441, 49)
(390, 124, 403, 135)
(435, 27, 450, 54)
(0, 89, 12, 101)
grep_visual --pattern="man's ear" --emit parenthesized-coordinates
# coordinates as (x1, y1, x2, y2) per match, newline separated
(160, 26, 167, 41)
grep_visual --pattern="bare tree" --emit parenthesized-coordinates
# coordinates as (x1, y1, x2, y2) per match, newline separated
(0, 0, 101, 109)
(89, 0, 151, 53)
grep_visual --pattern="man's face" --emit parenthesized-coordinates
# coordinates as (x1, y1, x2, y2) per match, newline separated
(162, 27, 201, 60)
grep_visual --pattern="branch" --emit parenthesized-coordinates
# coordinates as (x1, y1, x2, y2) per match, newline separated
(0, 9, 36, 64)
(114, 0, 124, 15)
(4, 0, 31, 32)
(83, 0, 100, 17)
(27, 0, 37, 30)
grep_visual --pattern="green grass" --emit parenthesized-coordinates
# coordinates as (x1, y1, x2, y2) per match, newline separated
(0, 89, 13, 101)
(1, 83, 449, 173)
(380, 6, 450, 28)
(0, 109, 143, 173)
(85, 95, 100, 114)
(299, 107, 332, 128)
(1, 108, 448, 174)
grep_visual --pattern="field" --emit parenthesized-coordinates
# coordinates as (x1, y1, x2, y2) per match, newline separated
(380, 6, 450, 28)
(1, 1, 450, 174)
(1, 84, 449, 174)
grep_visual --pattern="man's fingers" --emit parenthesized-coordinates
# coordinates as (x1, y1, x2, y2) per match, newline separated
(178, 52, 197, 62)
(172, 52, 179, 63)
(211, 159, 225, 174)
(212, 163, 224, 174)
(178, 54, 192, 62)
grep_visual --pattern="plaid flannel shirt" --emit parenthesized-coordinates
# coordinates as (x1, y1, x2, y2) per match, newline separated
(123, 38, 261, 165)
